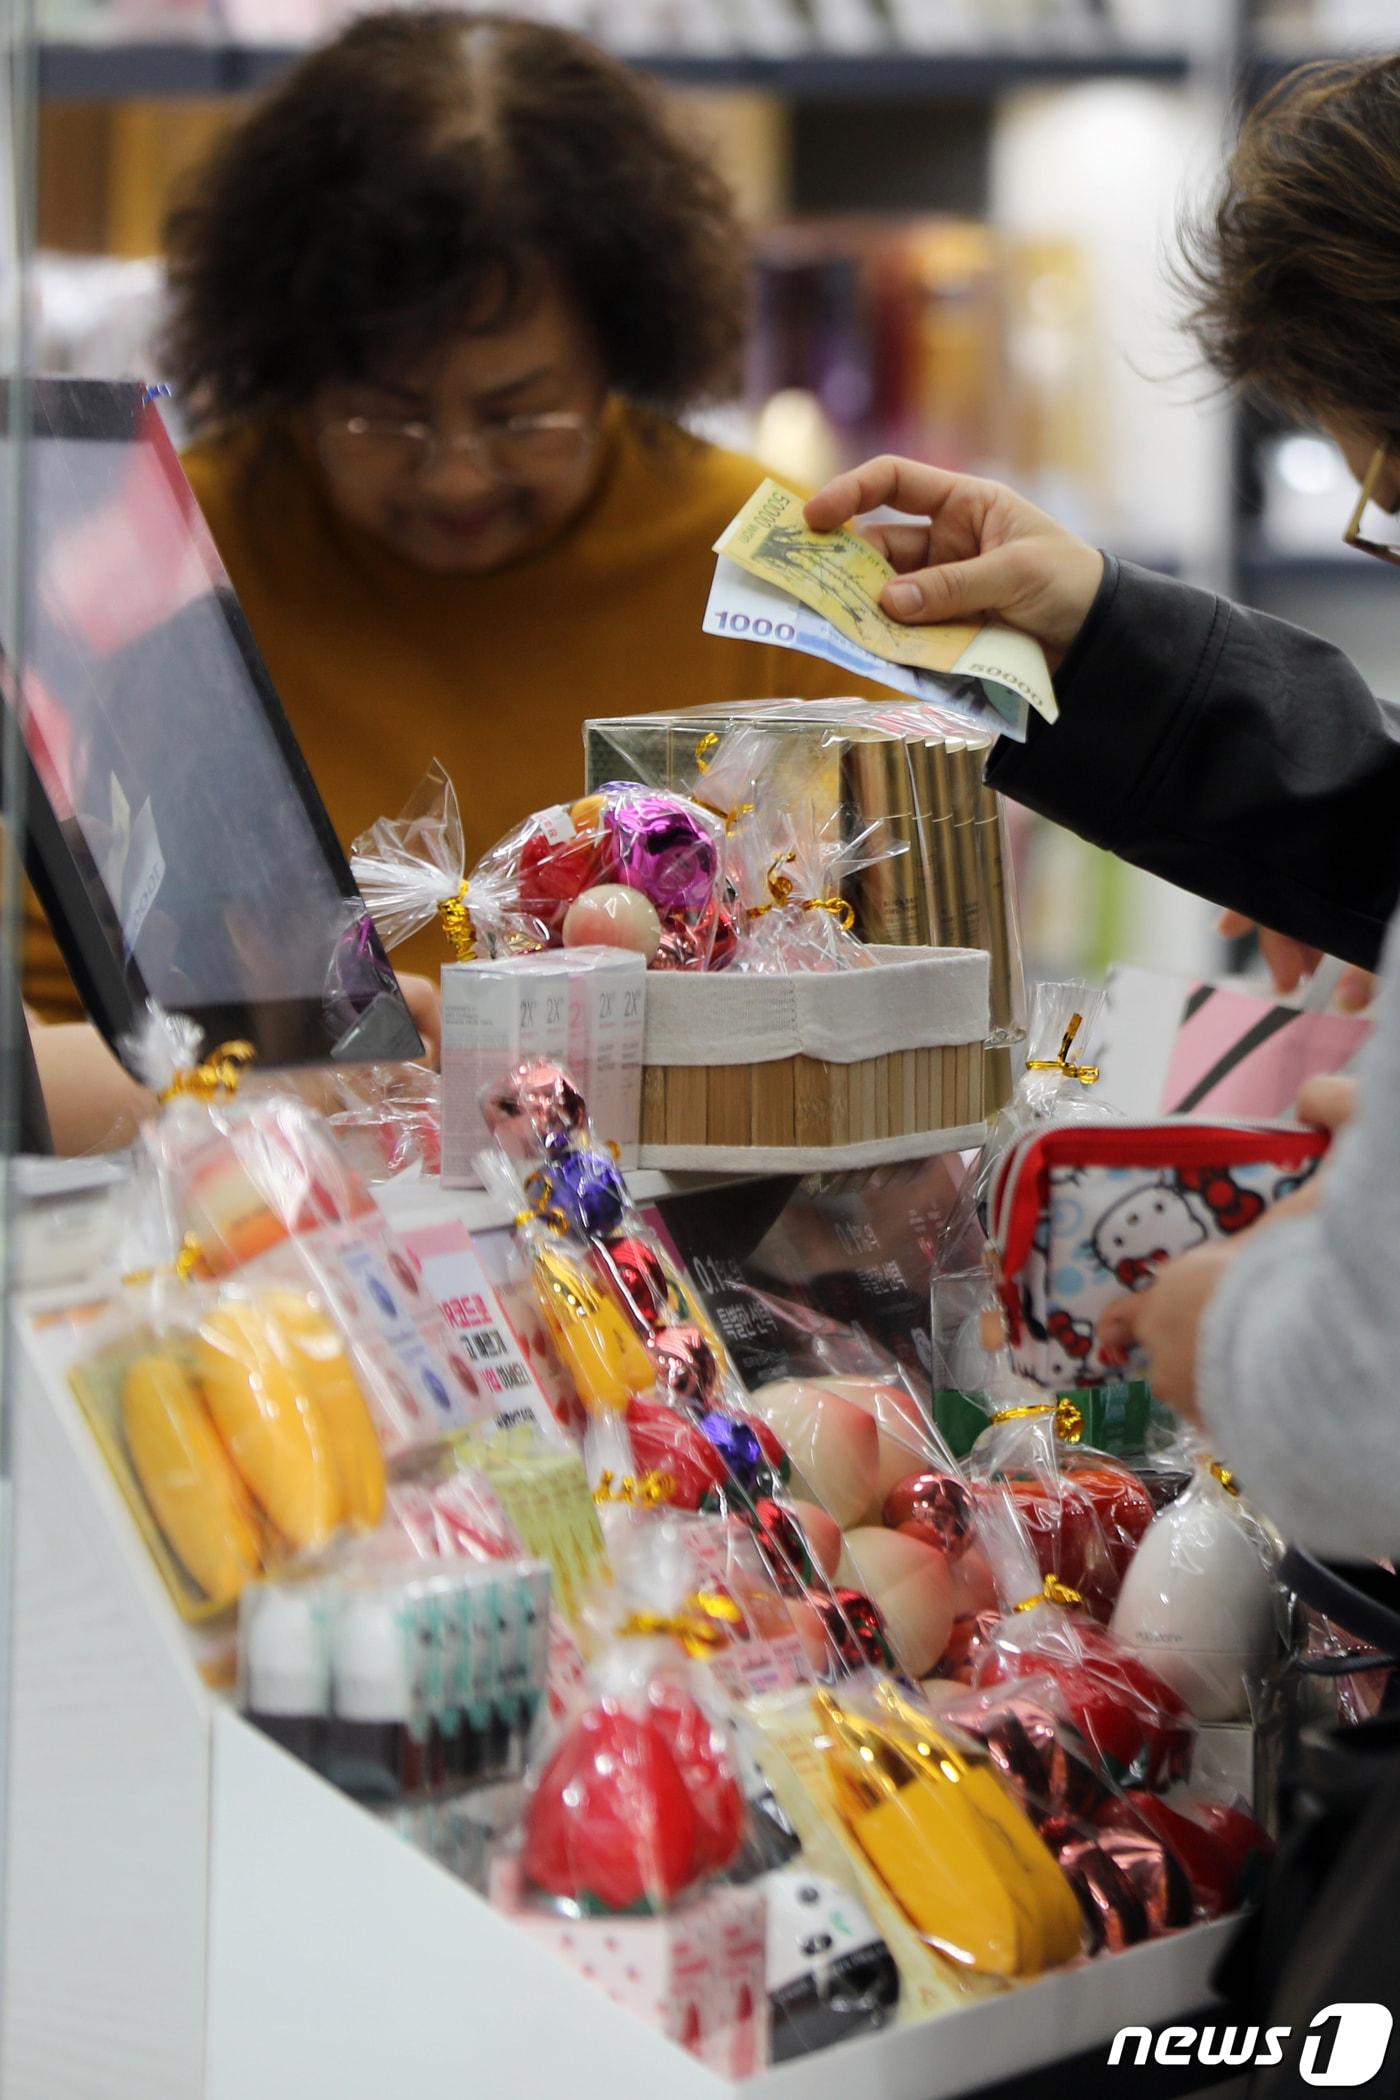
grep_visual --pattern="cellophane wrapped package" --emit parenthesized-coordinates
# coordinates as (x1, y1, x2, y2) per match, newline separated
(494, 1519, 768, 2076)
(72, 1259, 388, 1622)
(121, 1007, 487, 1458)
(727, 808, 909, 974)
(328, 1061, 442, 1182)
(585, 698, 1028, 1038)
(932, 979, 1118, 1435)
(352, 760, 731, 973)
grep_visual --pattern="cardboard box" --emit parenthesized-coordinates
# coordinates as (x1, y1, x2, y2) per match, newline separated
(493, 1863, 769, 2075)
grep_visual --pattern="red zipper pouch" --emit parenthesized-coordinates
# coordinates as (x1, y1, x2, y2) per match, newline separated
(987, 1119, 1329, 1390)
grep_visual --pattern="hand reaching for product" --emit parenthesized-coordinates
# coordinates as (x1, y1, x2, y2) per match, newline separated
(1098, 1242, 1244, 1419)
(804, 458, 1105, 669)
(1296, 1072, 1358, 1136)
(1216, 909, 1376, 1012)
(396, 970, 442, 1068)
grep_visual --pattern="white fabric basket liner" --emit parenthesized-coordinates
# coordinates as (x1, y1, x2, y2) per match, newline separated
(639, 1123, 990, 1174)
(642, 947, 989, 1067)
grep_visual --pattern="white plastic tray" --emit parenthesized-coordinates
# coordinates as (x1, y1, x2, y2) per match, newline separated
(2, 1184, 1236, 2100)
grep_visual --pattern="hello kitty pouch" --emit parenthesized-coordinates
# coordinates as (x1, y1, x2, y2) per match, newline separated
(987, 1119, 1329, 1389)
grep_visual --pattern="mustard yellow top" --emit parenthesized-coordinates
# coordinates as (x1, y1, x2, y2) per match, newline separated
(23, 403, 882, 1014)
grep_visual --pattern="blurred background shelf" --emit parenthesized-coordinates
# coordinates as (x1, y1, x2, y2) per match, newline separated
(36, 41, 1202, 102)
(1237, 546, 1400, 588)
(31, 0, 1396, 992)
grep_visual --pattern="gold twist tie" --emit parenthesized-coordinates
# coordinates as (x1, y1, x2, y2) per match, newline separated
(436, 880, 478, 962)
(520, 1169, 573, 1237)
(1210, 1461, 1240, 1497)
(594, 1468, 677, 1510)
(1025, 1012, 1100, 1086)
(989, 1396, 1084, 1444)
(692, 734, 754, 833)
(745, 852, 855, 931)
(159, 1041, 255, 1106)
(619, 1589, 743, 1657)
(1014, 1574, 1084, 1614)
(123, 1232, 206, 1289)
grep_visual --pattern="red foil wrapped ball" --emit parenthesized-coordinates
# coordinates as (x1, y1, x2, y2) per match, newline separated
(651, 918, 708, 972)
(1092, 1824, 1194, 1937)
(883, 1470, 975, 1558)
(1055, 1838, 1150, 1954)
(1101, 1791, 1273, 1920)
(751, 1497, 817, 1596)
(811, 1589, 898, 1675)
(954, 1694, 1107, 1825)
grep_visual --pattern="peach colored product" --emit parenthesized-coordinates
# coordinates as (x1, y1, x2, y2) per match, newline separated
(817, 1375, 939, 1514)
(492, 1861, 768, 2075)
(744, 1377, 879, 1530)
(838, 1527, 956, 1678)
(791, 1499, 843, 1580)
(562, 884, 662, 960)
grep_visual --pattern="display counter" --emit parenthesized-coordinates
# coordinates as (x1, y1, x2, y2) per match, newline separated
(1, 1165, 1242, 2100)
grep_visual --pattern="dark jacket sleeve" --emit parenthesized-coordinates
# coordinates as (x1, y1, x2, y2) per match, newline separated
(986, 557, 1400, 972)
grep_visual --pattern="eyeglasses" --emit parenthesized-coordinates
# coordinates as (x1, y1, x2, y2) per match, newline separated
(316, 410, 594, 487)
(1343, 444, 1400, 565)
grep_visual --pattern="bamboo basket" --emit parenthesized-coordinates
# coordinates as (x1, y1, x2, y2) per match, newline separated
(639, 946, 990, 1172)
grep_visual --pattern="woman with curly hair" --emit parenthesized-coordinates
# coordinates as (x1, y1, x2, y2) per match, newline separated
(24, 9, 869, 1012)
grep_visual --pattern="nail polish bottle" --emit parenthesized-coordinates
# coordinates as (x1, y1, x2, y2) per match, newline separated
(415, 1579, 451, 1792)
(242, 1584, 329, 1771)
(327, 1584, 422, 1804)
(432, 1575, 465, 1787)
(495, 1572, 529, 1780)
(465, 1568, 497, 1783)
(484, 1572, 514, 1780)
(522, 1563, 552, 1748)
(452, 1573, 485, 1785)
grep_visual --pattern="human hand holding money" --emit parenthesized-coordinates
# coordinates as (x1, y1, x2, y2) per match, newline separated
(709, 476, 1060, 742)
(804, 457, 1105, 668)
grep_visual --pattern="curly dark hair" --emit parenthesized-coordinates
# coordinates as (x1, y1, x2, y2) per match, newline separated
(1181, 54, 1400, 446)
(161, 9, 746, 431)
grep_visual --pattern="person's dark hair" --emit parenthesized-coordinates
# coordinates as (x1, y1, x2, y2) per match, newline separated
(1181, 54, 1400, 447)
(161, 9, 746, 430)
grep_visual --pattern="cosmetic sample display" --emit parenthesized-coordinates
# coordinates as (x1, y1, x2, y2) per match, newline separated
(41, 999, 1309, 2084)
(239, 1558, 553, 1825)
(16, 607, 1326, 2096)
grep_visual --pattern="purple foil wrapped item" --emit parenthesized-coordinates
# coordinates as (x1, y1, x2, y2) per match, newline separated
(696, 1411, 764, 1495)
(544, 1149, 629, 1239)
(598, 786, 721, 924)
